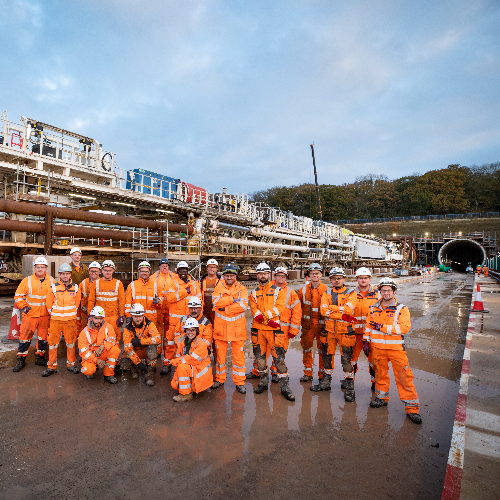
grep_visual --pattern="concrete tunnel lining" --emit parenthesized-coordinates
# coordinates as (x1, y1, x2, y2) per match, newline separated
(438, 238, 487, 271)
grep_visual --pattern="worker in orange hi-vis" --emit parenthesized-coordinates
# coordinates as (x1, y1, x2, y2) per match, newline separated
(174, 296, 213, 344)
(43, 263, 81, 377)
(298, 263, 328, 382)
(476, 265, 482, 276)
(200, 258, 220, 324)
(363, 277, 422, 425)
(77, 261, 101, 333)
(12, 256, 55, 372)
(88, 260, 126, 341)
(482, 265, 489, 277)
(78, 306, 121, 384)
(153, 257, 174, 340)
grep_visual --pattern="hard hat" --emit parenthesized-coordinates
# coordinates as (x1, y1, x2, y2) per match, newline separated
(355, 267, 372, 277)
(329, 267, 346, 277)
(88, 261, 101, 270)
(187, 296, 202, 307)
(176, 261, 189, 270)
(206, 258, 218, 266)
(222, 263, 238, 274)
(377, 277, 397, 290)
(58, 263, 72, 273)
(70, 247, 82, 255)
(102, 259, 115, 269)
(256, 262, 271, 272)
(89, 306, 105, 318)
(274, 266, 288, 275)
(33, 256, 48, 266)
(183, 317, 199, 330)
(159, 258, 170, 266)
(130, 303, 145, 315)
(308, 263, 323, 272)
(138, 261, 151, 270)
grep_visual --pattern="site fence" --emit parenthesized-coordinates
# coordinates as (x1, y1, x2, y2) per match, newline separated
(337, 212, 500, 225)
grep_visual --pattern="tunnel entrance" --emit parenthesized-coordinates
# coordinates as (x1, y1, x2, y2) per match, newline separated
(438, 238, 487, 272)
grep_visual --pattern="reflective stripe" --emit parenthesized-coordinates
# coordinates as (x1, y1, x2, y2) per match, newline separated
(167, 340, 175, 345)
(303, 347, 312, 353)
(403, 399, 420, 405)
(49, 343, 59, 350)
(191, 352, 203, 362)
(375, 389, 389, 398)
(215, 311, 246, 322)
(287, 299, 300, 309)
(196, 365, 210, 378)
(170, 313, 184, 318)
(179, 383, 192, 389)
(369, 337, 404, 345)
(178, 376, 191, 381)
(312, 307, 319, 312)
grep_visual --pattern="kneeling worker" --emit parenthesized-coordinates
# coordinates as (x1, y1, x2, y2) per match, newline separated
(171, 317, 213, 402)
(122, 303, 161, 386)
(78, 306, 121, 384)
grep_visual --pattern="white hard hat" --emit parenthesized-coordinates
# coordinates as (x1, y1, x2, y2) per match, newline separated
(377, 277, 397, 290)
(102, 259, 115, 269)
(130, 303, 145, 315)
(176, 261, 189, 270)
(88, 261, 101, 270)
(138, 261, 151, 270)
(206, 258, 218, 266)
(188, 296, 202, 307)
(355, 267, 372, 277)
(329, 267, 346, 277)
(274, 266, 288, 275)
(70, 247, 82, 255)
(90, 306, 105, 318)
(183, 317, 199, 329)
(58, 263, 72, 273)
(34, 256, 48, 266)
(256, 262, 271, 272)
(308, 263, 323, 272)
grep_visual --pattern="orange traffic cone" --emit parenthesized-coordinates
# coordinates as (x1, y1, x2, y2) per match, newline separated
(471, 284, 489, 313)
(5, 307, 22, 341)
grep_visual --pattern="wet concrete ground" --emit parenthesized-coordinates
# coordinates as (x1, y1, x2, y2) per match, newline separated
(0, 273, 474, 500)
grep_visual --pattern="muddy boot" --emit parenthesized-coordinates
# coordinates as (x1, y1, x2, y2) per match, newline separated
(370, 397, 388, 408)
(211, 381, 224, 390)
(344, 378, 355, 402)
(235, 384, 246, 394)
(13, 357, 26, 372)
(35, 355, 47, 367)
(245, 371, 259, 379)
(114, 363, 123, 375)
(271, 374, 279, 384)
(173, 393, 194, 402)
(67, 366, 80, 374)
(145, 369, 155, 386)
(41, 368, 57, 377)
(254, 372, 269, 394)
(131, 366, 139, 379)
(300, 374, 313, 383)
(279, 376, 295, 401)
(407, 413, 422, 424)
(340, 379, 346, 389)
(85, 375, 94, 380)
(104, 375, 118, 384)
(310, 374, 332, 392)
(160, 364, 172, 375)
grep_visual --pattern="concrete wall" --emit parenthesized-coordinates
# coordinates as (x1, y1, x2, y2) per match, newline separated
(22, 255, 72, 278)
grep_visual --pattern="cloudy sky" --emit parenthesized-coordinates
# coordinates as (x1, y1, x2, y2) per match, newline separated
(1, 0, 499, 194)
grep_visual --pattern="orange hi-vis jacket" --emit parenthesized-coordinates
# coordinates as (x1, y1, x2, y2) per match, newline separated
(249, 281, 286, 330)
(177, 313, 213, 342)
(88, 278, 125, 317)
(212, 280, 249, 341)
(125, 277, 161, 319)
(298, 282, 328, 329)
(353, 285, 379, 334)
(200, 275, 220, 310)
(14, 274, 54, 317)
(154, 269, 174, 312)
(320, 285, 358, 334)
(79, 278, 96, 313)
(123, 318, 161, 365)
(167, 274, 202, 323)
(78, 322, 118, 364)
(47, 281, 81, 321)
(274, 282, 302, 337)
(363, 298, 411, 350)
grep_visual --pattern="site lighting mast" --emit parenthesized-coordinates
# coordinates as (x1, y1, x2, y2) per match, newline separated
(310, 143, 323, 221)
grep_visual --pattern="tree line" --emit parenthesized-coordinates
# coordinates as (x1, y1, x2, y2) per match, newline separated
(250, 163, 500, 221)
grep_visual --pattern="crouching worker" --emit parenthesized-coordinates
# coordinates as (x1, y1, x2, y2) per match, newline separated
(121, 303, 160, 386)
(171, 318, 213, 402)
(78, 306, 121, 384)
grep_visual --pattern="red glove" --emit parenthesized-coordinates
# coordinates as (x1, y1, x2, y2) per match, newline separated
(369, 321, 382, 331)
(254, 314, 264, 324)
(341, 314, 356, 323)
(268, 320, 280, 329)
(288, 332, 296, 339)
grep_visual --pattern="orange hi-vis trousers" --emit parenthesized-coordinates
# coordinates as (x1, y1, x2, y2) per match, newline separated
(162, 323, 177, 367)
(47, 320, 78, 370)
(17, 316, 50, 357)
(300, 324, 324, 378)
(214, 339, 246, 386)
(350, 333, 375, 384)
(81, 344, 121, 377)
(371, 348, 420, 414)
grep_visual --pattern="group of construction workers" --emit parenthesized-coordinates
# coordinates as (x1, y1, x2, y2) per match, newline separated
(12, 248, 422, 423)
(476, 264, 489, 276)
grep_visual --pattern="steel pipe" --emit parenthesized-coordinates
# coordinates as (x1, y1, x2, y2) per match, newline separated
(218, 236, 308, 252)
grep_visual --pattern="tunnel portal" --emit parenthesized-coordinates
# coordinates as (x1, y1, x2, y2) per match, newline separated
(438, 238, 487, 272)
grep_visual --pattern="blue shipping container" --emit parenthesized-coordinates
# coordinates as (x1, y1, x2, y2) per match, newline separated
(125, 169, 180, 199)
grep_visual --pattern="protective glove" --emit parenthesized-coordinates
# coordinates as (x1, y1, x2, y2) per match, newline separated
(97, 359, 106, 369)
(137, 361, 148, 373)
(288, 332, 296, 339)
(362, 341, 370, 357)
(22, 306, 31, 314)
(116, 316, 125, 327)
(126, 317, 133, 325)
(254, 314, 264, 324)
(95, 344, 105, 357)
(268, 320, 280, 329)
(341, 314, 356, 323)
(131, 337, 142, 348)
(185, 286, 191, 294)
(153, 297, 161, 305)
(369, 321, 382, 331)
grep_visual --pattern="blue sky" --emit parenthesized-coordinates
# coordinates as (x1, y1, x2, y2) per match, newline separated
(1, 0, 499, 194)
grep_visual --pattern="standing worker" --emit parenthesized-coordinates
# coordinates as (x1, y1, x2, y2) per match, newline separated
(12, 256, 54, 372)
(77, 261, 101, 332)
(249, 263, 294, 400)
(483, 265, 489, 277)
(69, 247, 89, 286)
(200, 258, 220, 324)
(298, 263, 328, 382)
(43, 263, 81, 377)
(314, 267, 358, 402)
(476, 265, 482, 276)
(153, 257, 173, 343)
(363, 277, 422, 424)
(88, 260, 126, 341)
(211, 263, 249, 394)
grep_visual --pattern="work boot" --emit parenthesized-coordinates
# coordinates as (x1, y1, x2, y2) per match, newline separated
(310, 374, 332, 392)
(245, 371, 259, 379)
(104, 375, 118, 384)
(300, 374, 313, 383)
(279, 376, 295, 401)
(131, 366, 139, 379)
(145, 369, 155, 386)
(271, 374, 279, 384)
(41, 368, 57, 377)
(211, 381, 224, 390)
(114, 363, 123, 375)
(160, 364, 172, 375)
(407, 413, 422, 425)
(35, 355, 47, 367)
(340, 379, 346, 390)
(370, 397, 388, 408)
(67, 366, 80, 374)
(235, 384, 246, 394)
(173, 393, 193, 402)
(13, 357, 26, 372)
(254, 372, 269, 394)
(85, 375, 94, 380)
(344, 378, 355, 402)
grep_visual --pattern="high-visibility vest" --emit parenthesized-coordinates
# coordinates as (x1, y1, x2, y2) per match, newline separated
(299, 282, 327, 328)
(123, 318, 161, 365)
(167, 274, 202, 322)
(276, 283, 301, 337)
(250, 281, 285, 330)
(353, 286, 379, 333)
(125, 278, 159, 320)
(178, 313, 213, 342)
(47, 282, 80, 321)
(320, 285, 357, 334)
(90, 278, 125, 317)
(14, 274, 54, 317)
(78, 322, 117, 363)
(212, 280, 249, 341)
